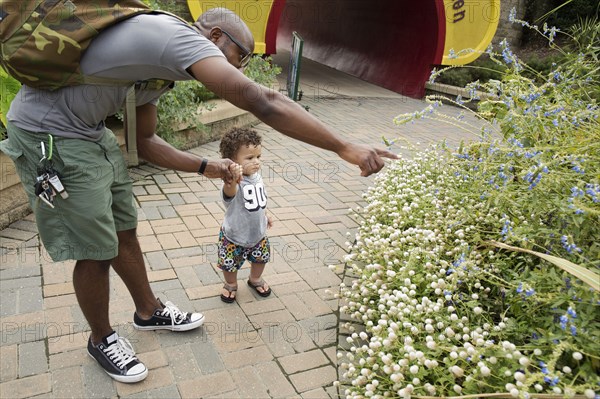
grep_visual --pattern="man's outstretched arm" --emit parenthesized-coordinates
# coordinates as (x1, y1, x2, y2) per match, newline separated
(189, 56, 398, 177)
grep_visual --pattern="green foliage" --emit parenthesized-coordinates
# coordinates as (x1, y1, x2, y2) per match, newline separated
(114, 55, 282, 148)
(545, 0, 599, 30)
(0, 69, 21, 141)
(244, 55, 283, 88)
(339, 15, 600, 399)
(142, 0, 191, 20)
(154, 80, 213, 148)
(435, 56, 505, 87)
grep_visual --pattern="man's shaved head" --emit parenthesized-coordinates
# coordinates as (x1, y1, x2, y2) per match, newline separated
(196, 7, 254, 50)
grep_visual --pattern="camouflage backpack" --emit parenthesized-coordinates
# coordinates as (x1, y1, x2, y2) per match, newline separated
(0, 0, 183, 165)
(0, 0, 167, 89)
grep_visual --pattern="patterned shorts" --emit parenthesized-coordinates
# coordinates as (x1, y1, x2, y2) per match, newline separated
(217, 229, 271, 272)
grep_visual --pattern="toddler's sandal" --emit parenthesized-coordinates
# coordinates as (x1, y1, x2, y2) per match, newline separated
(247, 279, 272, 297)
(221, 283, 238, 303)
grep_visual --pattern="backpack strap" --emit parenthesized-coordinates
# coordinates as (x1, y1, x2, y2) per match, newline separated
(125, 85, 139, 166)
(122, 79, 174, 166)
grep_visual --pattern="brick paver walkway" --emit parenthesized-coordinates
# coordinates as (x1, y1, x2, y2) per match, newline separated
(0, 60, 478, 398)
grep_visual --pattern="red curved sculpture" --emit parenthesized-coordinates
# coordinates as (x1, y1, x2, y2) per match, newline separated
(276, 0, 440, 98)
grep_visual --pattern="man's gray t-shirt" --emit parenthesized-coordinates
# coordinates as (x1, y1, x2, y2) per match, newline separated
(221, 173, 268, 247)
(7, 14, 225, 140)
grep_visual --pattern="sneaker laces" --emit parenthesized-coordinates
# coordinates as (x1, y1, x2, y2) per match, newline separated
(104, 336, 137, 370)
(159, 301, 188, 327)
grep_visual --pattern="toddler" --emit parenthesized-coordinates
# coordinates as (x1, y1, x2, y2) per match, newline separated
(217, 127, 273, 302)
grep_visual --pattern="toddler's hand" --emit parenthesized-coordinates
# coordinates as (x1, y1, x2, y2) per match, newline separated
(229, 163, 243, 183)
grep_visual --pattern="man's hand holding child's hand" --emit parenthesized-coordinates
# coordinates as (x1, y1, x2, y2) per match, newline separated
(226, 162, 243, 185)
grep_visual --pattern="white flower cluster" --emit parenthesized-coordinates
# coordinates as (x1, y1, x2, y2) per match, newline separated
(337, 149, 599, 398)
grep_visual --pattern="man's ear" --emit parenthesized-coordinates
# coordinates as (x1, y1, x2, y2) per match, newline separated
(209, 27, 223, 43)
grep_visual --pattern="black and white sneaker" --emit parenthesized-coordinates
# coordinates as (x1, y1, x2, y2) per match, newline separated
(87, 331, 148, 383)
(133, 299, 205, 332)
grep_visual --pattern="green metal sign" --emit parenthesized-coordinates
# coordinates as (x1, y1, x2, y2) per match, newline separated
(286, 31, 304, 102)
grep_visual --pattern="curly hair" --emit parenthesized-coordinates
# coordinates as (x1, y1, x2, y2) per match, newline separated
(219, 127, 262, 159)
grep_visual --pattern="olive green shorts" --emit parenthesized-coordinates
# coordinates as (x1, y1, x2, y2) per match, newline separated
(1, 123, 137, 261)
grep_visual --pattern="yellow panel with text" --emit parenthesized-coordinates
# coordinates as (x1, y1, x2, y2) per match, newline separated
(187, 0, 276, 54)
(442, 0, 500, 65)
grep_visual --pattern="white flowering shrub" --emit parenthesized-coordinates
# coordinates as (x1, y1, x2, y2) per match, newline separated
(338, 14, 599, 399)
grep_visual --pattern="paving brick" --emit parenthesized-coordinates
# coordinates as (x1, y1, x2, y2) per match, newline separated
(0, 291, 17, 317)
(232, 365, 270, 398)
(194, 263, 222, 285)
(177, 370, 235, 398)
(44, 306, 77, 338)
(279, 349, 330, 375)
(42, 282, 74, 298)
(153, 223, 188, 235)
(156, 233, 180, 250)
(298, 290, 334, 317)
(148, 269, 177, 282)
(48, 331, 87, 355)
(114, 368, 175, 397)
(0, 344, 17, 382)
(190, 336, 225, 375)
(204, 390, 242, 399)
(138, 349, 169, 370)
(148, 278, 182, 293)
(1, 276, 42, 290)
(260, 323, 317, 357)
(260, 271, 302, 287)
(279, 294, 313, 320)
(248, 309, 295, 331)
(297, 267, 341, 290)
(239, 297, 285, 316)
(0, 265, 40, 280)
(137, 194, 167, 202)
(171, 231, 197, 247)
(254, 361, 297, 398)
(126, 384, 181, 399)
(17, 286, 44, 314)
(51, 365, 84, 399)
(1, 311, 46, 345)
(155, 326, 205, 349)
(174, 267, 202, 289)
(82, 360, 118, 398)
(145, 251, 172, 271)
(0, 228, 38, 241)
(211, 327, 263, 354)
(49, 348, 87, 370)
(41, 261, 71, 285)
(7, 220, 38, 233)
(302, 387, 329, 399)
(138, 235, 161, 252)
(174, 203, 208, 217)
(18, 340, 48, 377)
(221, 345, 273, 369)
(324, 346, 337, 364)
(165, 343, 203, 382)
(289, 365, 337, 393)
(0, 373, 51, 398)
(186, 283, 221, 300)
(140, 207, 162, 221)
(128, 332, 161, 353)
(170, 254, 206, 268)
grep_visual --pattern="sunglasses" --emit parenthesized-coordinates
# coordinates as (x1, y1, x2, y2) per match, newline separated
(221, 29, 252, 68)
